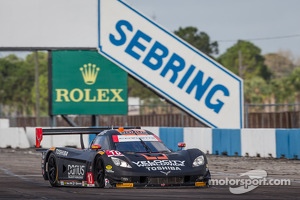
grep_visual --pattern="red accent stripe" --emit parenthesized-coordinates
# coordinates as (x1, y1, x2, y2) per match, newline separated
(112, 135, 119, 142)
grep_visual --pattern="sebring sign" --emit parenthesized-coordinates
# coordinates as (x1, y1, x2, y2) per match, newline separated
(0, 0, 243, 127)
(98, 0, 243, 128)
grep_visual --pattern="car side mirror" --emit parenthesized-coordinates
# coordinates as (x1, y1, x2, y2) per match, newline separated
(178, 142, 186, 150)
(91, 144, 102, 150)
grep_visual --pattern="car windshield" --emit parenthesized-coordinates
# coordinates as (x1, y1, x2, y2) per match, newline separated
(114, 141, 171, 153)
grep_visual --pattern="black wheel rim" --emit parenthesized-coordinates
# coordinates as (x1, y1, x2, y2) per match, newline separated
(48, 155, 57, 186)
(94, 157, 105, 188)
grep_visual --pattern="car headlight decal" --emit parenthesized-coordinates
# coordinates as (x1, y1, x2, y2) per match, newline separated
(111, 157, 132, 168)
(192, 155, 205, 167)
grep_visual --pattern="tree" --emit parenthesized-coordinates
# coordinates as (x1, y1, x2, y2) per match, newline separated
(287, 67, 300, 103)
(128, 76, 158, 99)
(264, 53, 295, 79)
(0, 56, 19, 107)
(27, 52, 48, 116)
(0, 54, 34, 115)
(269, 77, 294, 104)
(0, 52, 48, 116)
(218, 40, 272, 80)
(244, 77, 271, 104)
(174, 26, 219, 57)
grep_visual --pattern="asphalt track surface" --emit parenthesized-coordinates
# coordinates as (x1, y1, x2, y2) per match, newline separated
(0, 148, 299, 200)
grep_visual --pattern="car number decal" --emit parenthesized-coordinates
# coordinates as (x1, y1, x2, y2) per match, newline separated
(105, 150, 124, 157)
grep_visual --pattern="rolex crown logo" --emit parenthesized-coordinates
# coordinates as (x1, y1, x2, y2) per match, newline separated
(80, 63, 100, 85)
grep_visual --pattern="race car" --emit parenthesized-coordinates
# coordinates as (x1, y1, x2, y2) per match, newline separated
(35, 126, 211, 188)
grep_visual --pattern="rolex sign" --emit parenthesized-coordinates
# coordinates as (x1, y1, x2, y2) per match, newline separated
(51, 50, 128, 115)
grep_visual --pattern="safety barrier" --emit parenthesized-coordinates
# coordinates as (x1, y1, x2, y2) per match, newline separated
(0, 127, 299, 159)
(0, 119, 9, 128)
(0, 127, 30, 148)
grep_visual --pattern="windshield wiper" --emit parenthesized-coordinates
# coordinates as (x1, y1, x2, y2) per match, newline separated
(138, 138, 152, 153)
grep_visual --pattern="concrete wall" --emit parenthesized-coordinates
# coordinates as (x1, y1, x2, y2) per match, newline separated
(0, 119, 9, 128)
(0, 127, 299, 159)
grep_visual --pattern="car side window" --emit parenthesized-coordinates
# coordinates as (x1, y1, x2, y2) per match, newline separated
(92, 136, 110, 150)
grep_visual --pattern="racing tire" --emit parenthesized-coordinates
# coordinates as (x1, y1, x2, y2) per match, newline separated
(47, 153, 59, 187)
(93, 156, 105, 188)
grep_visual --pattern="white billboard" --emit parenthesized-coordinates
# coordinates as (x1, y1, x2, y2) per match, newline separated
(0, 0, 243, 128)
(0, 0, 98, 48)
(98, 0, 243, 128)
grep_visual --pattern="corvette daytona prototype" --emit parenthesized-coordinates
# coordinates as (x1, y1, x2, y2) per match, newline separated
(35, 126, 211, 188)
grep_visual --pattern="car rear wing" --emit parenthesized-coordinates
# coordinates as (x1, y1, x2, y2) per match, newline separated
(35, 126, 141, 149)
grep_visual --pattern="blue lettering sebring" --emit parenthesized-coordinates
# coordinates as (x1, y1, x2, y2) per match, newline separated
(109, 20, 229, 113)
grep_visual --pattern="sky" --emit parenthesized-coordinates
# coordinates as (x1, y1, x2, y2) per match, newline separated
(0, 0, 299, 60)
(125, 0, 300, 59)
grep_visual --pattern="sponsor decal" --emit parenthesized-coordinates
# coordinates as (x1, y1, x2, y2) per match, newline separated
(112, 135, 158, 142)
(120, 129, 147, 135)
(86, 172, 95, 187)
(105, 178, 111, 188)
(132, 160, 185, 171)
(105, 150, 124, 157)
(132, 160, 185, 167)
(68, 165, 85, 179)
(106, 165, 113, 170)
(160, 171, 171, 176)
(105, 165, 114, 173)
(146, 166, 181, 171)
(55, 149, 69, 156)
(60, 180, 82, 186)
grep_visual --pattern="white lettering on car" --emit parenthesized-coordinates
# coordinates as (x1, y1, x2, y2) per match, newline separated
(67, 165, 85, 179)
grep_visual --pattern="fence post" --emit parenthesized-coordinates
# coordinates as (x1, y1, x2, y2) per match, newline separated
(244, 103, 248, 128)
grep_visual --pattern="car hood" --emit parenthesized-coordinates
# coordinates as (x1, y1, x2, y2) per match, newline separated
(123, 151, 193, 170)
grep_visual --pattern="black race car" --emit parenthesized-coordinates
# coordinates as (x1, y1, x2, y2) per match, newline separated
(35, 126, 211, 188)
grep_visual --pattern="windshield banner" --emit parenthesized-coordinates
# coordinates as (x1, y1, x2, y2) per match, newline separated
(112, 135, 158, 142)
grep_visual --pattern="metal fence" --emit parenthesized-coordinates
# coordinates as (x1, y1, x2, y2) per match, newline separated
(6, 103, 300, 128)
(244, 103, 300, 128)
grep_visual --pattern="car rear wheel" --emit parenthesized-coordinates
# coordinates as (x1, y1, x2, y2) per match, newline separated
(94, 156, 105, 188)
(47, 153, 58, 187)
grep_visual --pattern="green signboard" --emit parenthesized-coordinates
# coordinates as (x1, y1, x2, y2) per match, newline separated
(51, 50, 128, 115)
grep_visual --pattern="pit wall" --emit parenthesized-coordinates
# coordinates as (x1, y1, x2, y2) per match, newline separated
(0, 127, 299, 159)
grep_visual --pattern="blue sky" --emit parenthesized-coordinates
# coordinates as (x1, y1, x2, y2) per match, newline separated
(126, 0, 300, 59)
